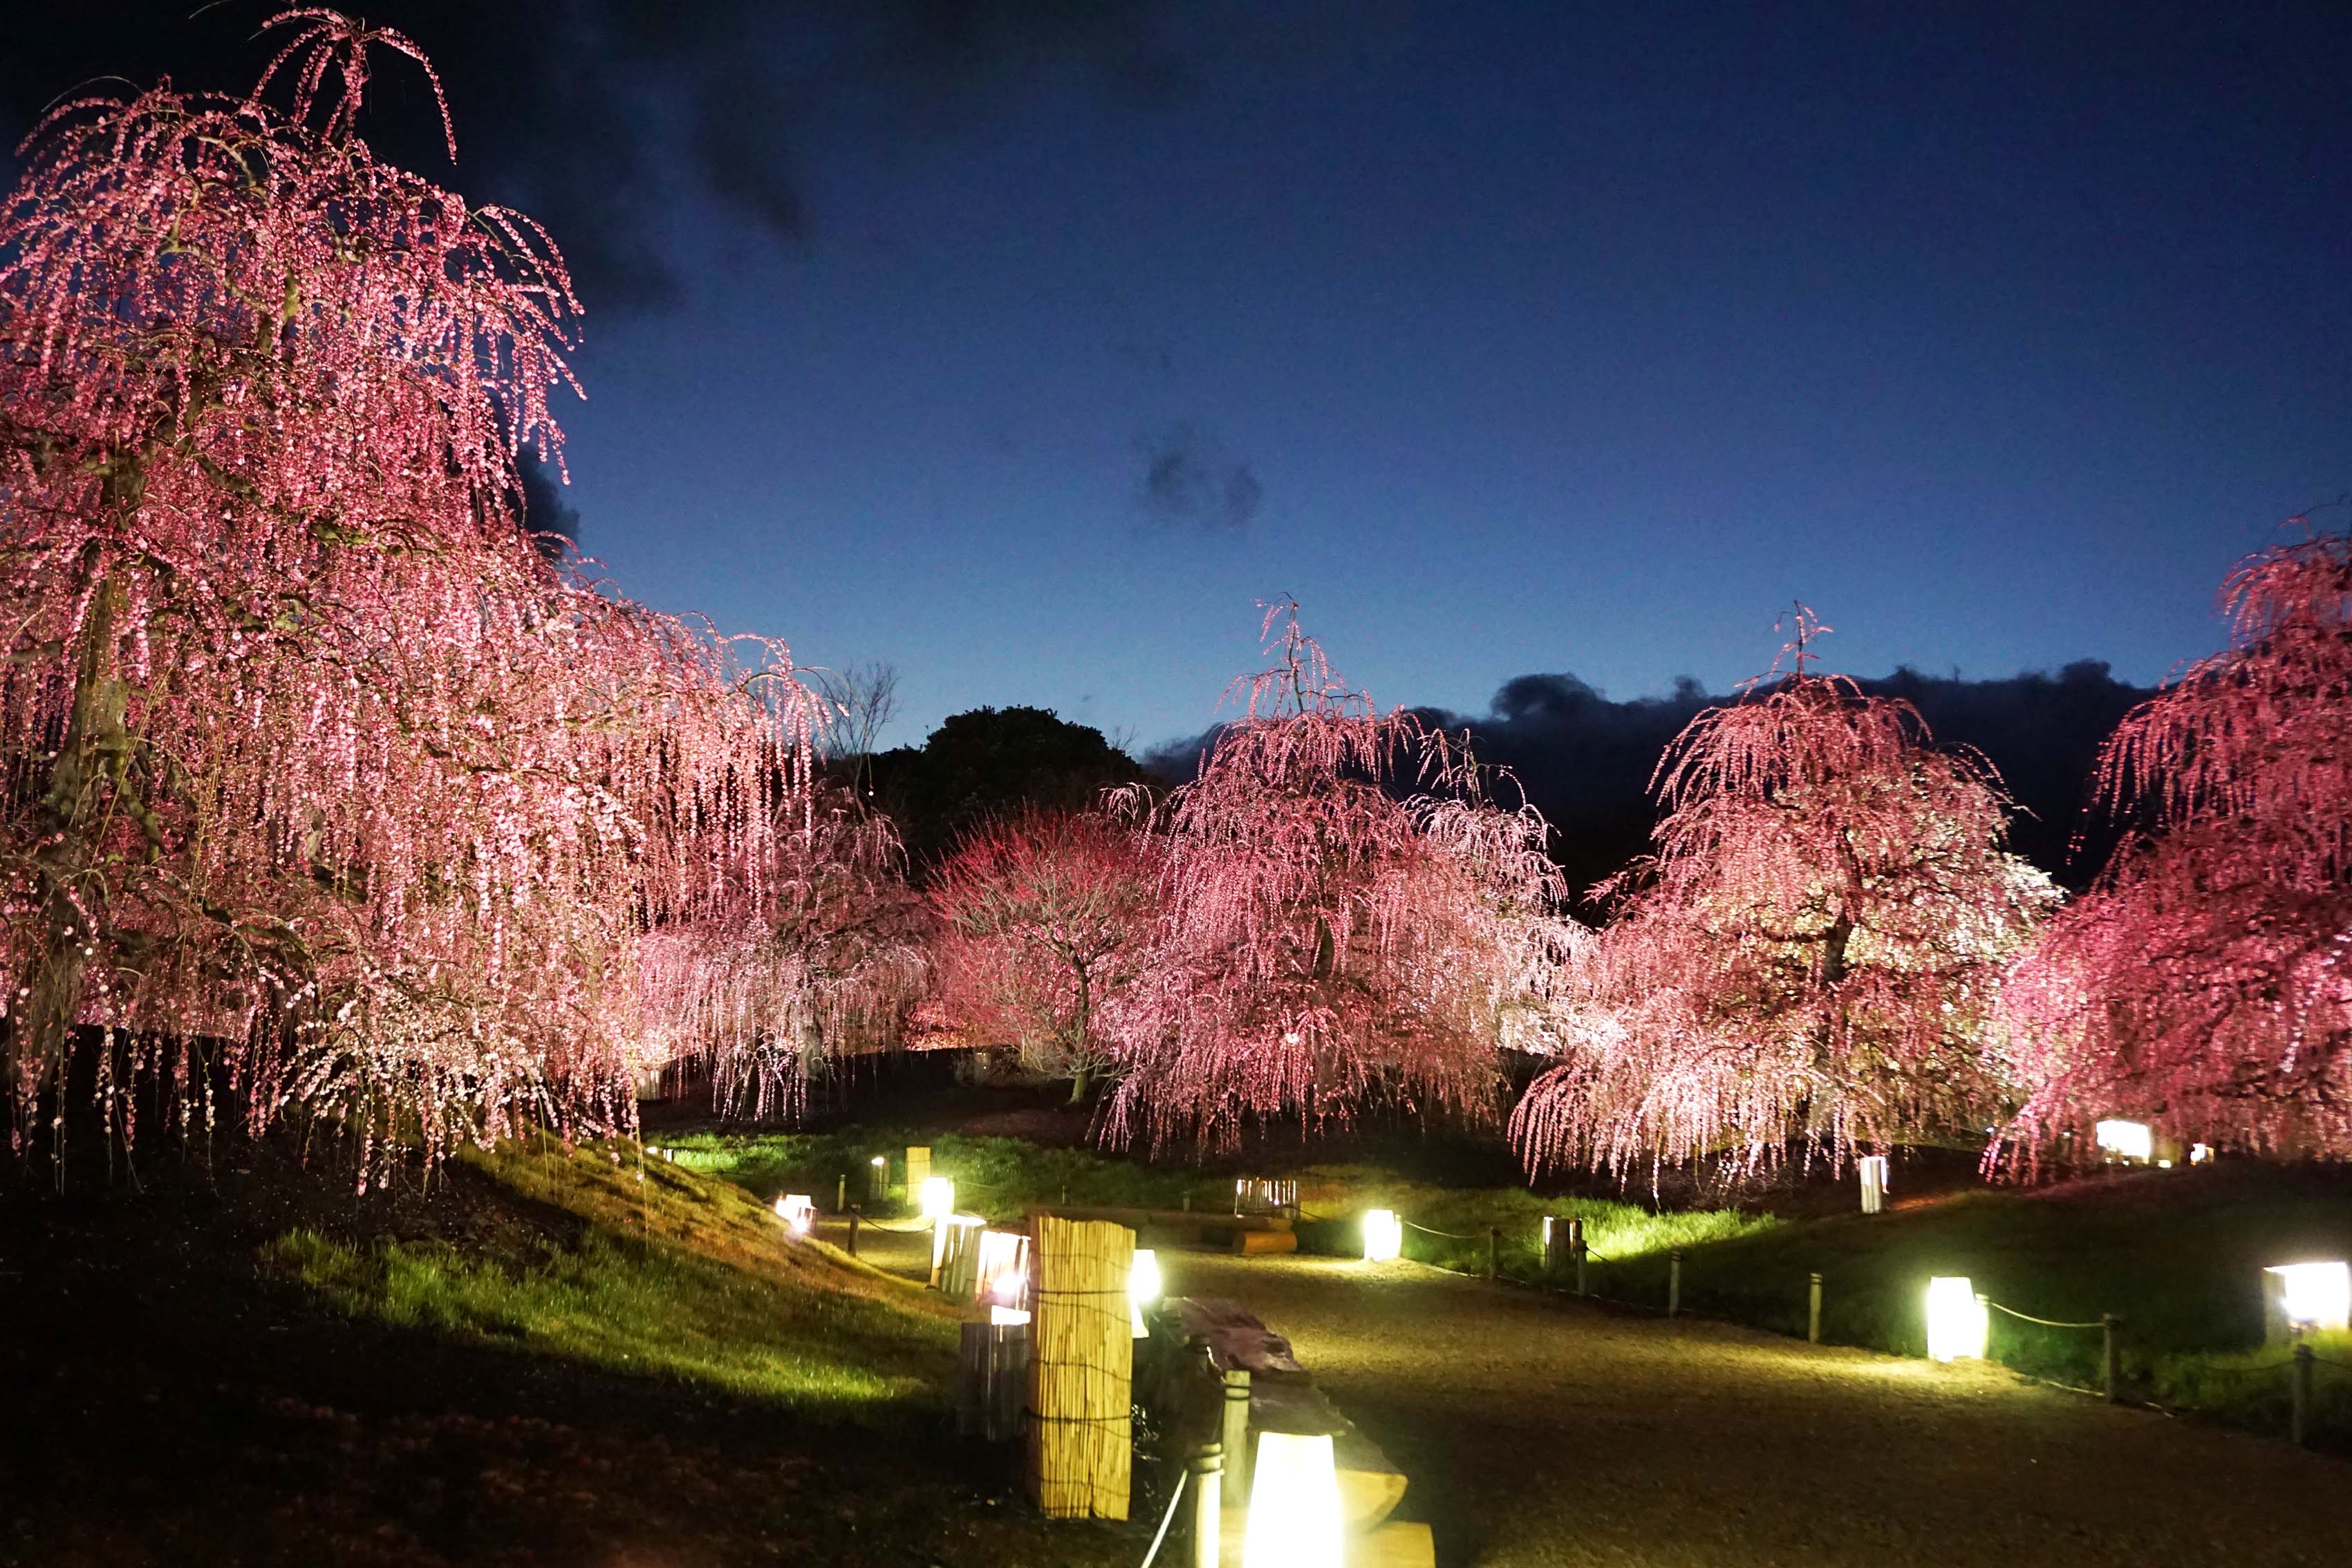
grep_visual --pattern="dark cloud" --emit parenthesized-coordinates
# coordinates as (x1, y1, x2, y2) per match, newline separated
(516, 458, 581, 559)
(1135, 422, 1262, 534)
(1148, 661, 2155, 898)
(0, 1, 1194, 310)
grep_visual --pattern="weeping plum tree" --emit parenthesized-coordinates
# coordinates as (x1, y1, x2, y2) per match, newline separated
(1996, 534, 2352, 1166)
(0, 12, 828, 1175)
(927, 808, 1160, 1101)
(1105, 602, 1578, 1150)
(640, 784, 928, 1123)
(1512, 610, 2056, 1179)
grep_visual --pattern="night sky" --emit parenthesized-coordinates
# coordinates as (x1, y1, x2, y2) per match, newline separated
(7, 1, 2349, 752)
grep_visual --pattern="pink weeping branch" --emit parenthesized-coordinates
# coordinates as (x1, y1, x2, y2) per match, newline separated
(0, 11, 857, 1184)
(1101, 600, 1584, 1152)
(1993, 534, 2352, 1171)
(1511, 609, 2057, 1183)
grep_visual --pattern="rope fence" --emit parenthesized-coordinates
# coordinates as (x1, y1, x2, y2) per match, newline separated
(1336, 1206, 2349, 1450)
(1984, 1300, 2107, 1331)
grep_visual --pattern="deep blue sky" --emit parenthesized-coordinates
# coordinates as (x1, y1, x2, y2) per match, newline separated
(12, 2, 2351, 750)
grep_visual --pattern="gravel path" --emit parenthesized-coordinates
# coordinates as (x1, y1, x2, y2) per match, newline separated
(1156, 1250, 2352, 1568)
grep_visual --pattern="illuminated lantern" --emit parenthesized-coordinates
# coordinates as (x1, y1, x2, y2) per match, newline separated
(921, 1177, 956, 1220)
(2094, 1119, 2153, 1163)
(1362, 1209, 1403, 1262)
(1242, 1431, 1343, 1568)
(2264, 1261, 2352, 1341)
(775, 1194, 816, 1235)
(1129, 1248, 1161, 1338)
(1925, 1276, 1986, 1362)
(2190, 1143, 2214, 1164)
(932, 1213, 984, 1285)
(976, 1229, 1032, 1309)
(989, 1305, 1032, 1327)
(1858, 1155, 1889, 1215)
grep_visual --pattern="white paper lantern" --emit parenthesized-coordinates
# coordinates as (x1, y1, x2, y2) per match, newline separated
(1362, 1208, 1403, 1262)
(2265, 1261, 2351, 1336)
(1925, 1276, 1986, 1362)
(1242, 1431, 1342, 1568)
(774, 1193, 816, 1235)
(2094, 1119, 2153, 1162)
(920, 1176, 956, 1220)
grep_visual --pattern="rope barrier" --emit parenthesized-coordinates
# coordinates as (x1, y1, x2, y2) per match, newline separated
(1984, 1300, 2108, 1331)
(1137, 1468, 1188, 1568)
(1399, 1217, 1486, 1241)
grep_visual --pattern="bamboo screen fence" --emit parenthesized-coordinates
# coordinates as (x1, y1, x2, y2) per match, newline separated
(1024, 1215, 1135, 1520)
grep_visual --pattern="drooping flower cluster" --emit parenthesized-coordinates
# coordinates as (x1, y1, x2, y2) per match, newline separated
(638, 785, 929, 1123)
(926, 808, 1162, 1101)
(1995, 536, 2352, 1167)
(1103, 603, 1580, 1151)
(1512, 611, 2056, 1180)
(0, 12, 838, 1176)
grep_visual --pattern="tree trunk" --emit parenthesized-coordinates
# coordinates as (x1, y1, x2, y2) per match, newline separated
(13, 570, 128, 1112)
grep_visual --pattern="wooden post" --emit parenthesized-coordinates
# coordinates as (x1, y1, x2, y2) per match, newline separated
(1809, 1272, 1823, 1345)
(1668, 1251, 1682, 1316)
(1542, 1215, 1560, 1273)
(848, 1205, 861, 1258)
(2102, 1315, 2122, 1404)
(1189, 1441, 1222, 1568)
(1486, 1226, 1500, 1280)
(2292, 1343, 2315, 1446)
(835, 1173, 846, 1212)
(1221, 1368, 1252, 1508)
(1573, 1225, 1588, 1298)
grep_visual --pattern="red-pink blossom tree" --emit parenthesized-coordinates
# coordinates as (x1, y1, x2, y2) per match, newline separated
(1512, 610, 2056, 1180)
(927, 808, 1161, 1101)
(1105, 603, 1578, 1151)
(1995, 535, 2352, 1166)
(0, 12, 822, 1176)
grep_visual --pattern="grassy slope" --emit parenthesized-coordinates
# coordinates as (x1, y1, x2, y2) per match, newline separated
(0, 1138, 1135, 1567)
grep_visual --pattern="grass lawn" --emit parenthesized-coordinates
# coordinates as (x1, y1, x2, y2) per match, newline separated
(0, 1136, 1139, 1567)
(1624, 1160, 2352, 1446)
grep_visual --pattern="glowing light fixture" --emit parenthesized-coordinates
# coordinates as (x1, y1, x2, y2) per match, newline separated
(1362, 1208, 1403, 1262)
(775, 1193, 816, 1235)
(2191, 1143, 2214, 1164)
(931, 1213, 984, 1280)
(2094, 1119, 2153, 1162)
(1858, 1155, 1889, 1215)
(1130, 1247, 1161, 1338)
(1925, 1276, 1987, 1362)
(975, 1229, 1031, 1309)
(2265, 1261, 2352, 1336)
(989, 1305, 1032, 1327)
(1241, 1431, 1343, 1568)
(920, 1176, 956, 1220)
